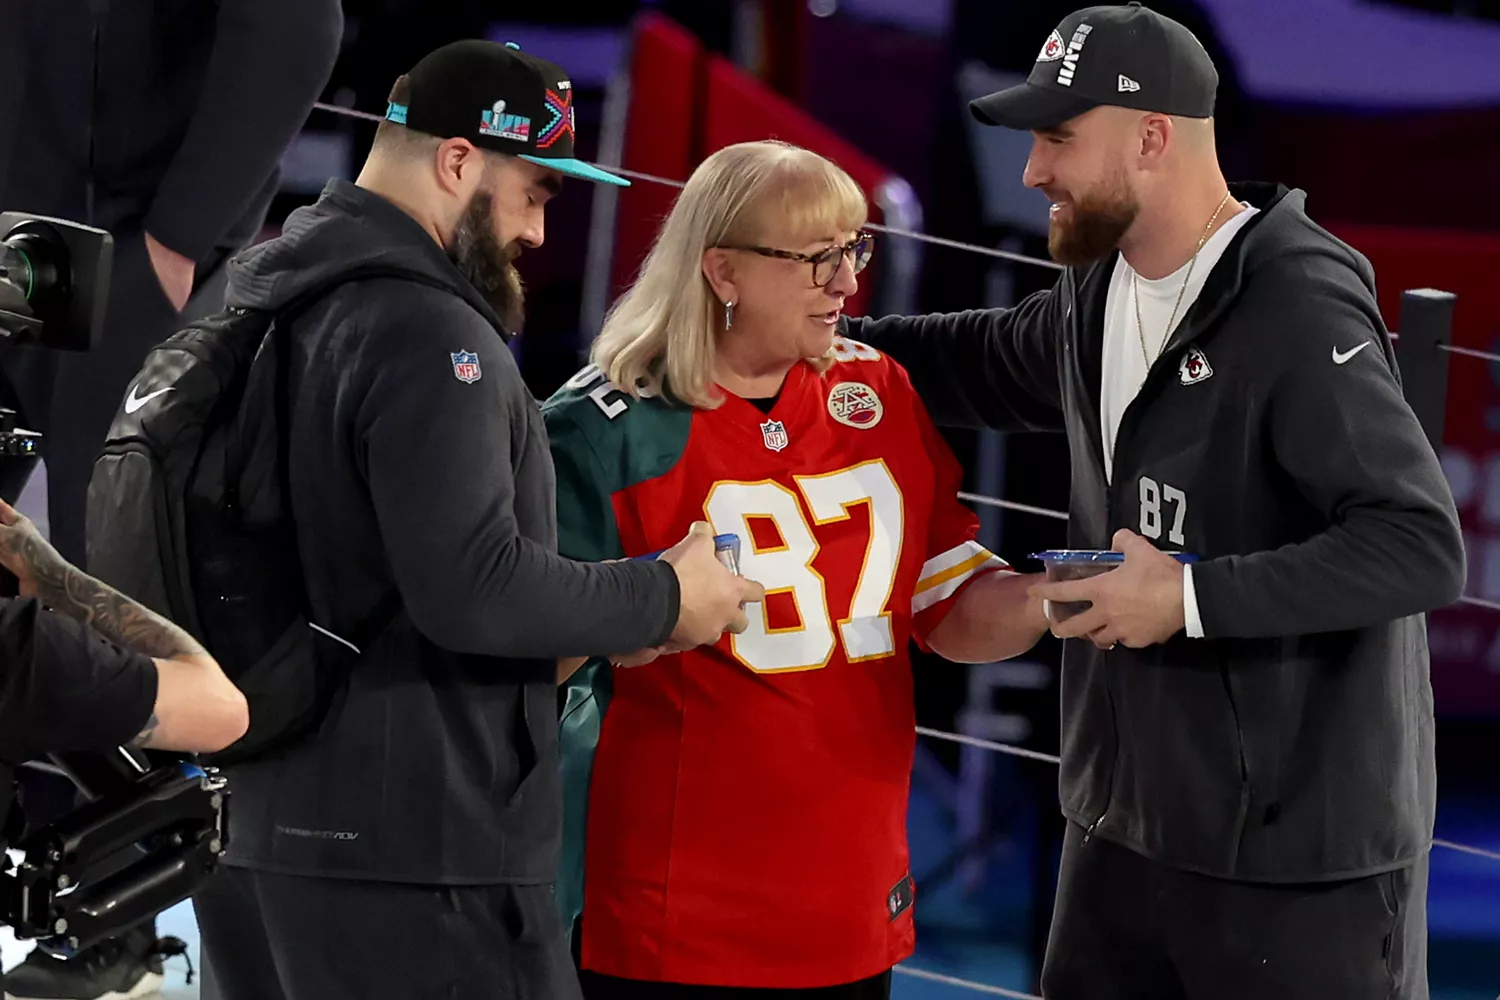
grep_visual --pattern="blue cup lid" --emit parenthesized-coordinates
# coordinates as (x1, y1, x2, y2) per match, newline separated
(1030, 549, 1199, 564)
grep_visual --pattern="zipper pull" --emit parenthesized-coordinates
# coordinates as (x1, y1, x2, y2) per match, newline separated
(1083, 812, 1106, 844)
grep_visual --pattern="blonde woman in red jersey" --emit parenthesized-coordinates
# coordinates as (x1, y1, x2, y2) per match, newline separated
(545, 140, 1050, 1000)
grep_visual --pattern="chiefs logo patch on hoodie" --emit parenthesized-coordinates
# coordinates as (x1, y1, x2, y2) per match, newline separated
(1179, 347, 1213, 385)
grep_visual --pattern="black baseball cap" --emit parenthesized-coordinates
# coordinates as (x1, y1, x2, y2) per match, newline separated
(970, 2, 1217, 132)
(385, 39, 629, 187)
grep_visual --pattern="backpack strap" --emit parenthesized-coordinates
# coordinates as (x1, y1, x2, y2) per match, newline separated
(265, 266, 468, 657)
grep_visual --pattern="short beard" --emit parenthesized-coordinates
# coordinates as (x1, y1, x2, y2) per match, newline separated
(1047, 172, 1139, 267)
(448, 188, 526, 333)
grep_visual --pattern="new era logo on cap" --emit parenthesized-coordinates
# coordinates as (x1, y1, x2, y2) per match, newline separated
(969, 2, 1217, 132)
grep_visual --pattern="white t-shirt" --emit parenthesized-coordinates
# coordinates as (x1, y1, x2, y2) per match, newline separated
(1099, 202, 1259, 639)
(1100, 204, 1259, 483)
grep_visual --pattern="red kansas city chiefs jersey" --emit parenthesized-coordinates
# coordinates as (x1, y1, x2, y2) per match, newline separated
(545, 337, 1008, 988)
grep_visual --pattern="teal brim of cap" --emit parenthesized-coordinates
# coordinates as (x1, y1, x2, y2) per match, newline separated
(520, 155, 630, 187)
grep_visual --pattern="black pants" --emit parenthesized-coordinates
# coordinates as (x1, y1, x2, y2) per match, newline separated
(1041, 821, 1428, 1000)
(578, 969, 892, 1000)
(194, 865, 581, 1000)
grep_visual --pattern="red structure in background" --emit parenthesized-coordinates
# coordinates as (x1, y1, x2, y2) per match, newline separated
(603, 14, 899, 319)
(1329, 223, 1500, 716)
(606, 15, 698, 310)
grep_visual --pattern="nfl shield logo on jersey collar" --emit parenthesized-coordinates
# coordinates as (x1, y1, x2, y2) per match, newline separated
(1179, 346, 1212, 385)
(451, 350, 482, 384)
(760, 419, 789, 452)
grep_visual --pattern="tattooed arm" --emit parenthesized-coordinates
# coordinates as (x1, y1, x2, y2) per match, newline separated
(0, 499, 248, 753)
(0, 522, 208, 662)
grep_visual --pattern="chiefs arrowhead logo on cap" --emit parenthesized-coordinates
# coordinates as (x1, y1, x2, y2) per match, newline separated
(1037, 29, 1066, 62)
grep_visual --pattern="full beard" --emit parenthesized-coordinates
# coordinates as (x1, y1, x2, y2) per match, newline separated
(1047, 176, 1140, 267)
(448, 189, 526, 332)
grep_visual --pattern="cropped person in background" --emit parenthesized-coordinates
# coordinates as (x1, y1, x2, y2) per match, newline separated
(0, 4, 342, 997)
(0, 0, 344, 564)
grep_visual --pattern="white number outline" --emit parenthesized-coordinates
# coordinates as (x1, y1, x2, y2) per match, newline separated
(830, 337, 881, 363)
(1139, 477, 1161, 539)
(706, 479, 835, 673)
(1162, 483, 1188, 546)
(562, 364, 657, 420)
(796, 460, 906, 663)
(704, 460, 905, 674)
(1138, 475, 1188, 546)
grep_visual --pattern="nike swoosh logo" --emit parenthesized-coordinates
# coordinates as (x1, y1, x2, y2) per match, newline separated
(124, 384, 174, 414)
(1332, 342, 1371, 365)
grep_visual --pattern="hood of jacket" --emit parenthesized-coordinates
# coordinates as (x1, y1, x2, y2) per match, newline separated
(1178, 182, 1379, 338)
(224, 179, 509, 338)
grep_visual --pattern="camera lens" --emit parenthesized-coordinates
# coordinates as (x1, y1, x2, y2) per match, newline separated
(0, 242, 33, 301)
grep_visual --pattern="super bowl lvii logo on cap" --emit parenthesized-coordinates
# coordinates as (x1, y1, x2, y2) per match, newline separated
(480, 99, 530, 142)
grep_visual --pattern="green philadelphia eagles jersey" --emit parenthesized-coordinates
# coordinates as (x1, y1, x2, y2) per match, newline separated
(542, 365, 693, 935)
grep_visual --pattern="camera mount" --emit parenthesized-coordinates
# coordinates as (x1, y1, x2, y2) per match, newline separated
(1, 757, 229, 954)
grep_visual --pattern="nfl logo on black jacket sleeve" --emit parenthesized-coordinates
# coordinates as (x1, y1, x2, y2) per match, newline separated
(451, 350, 483, 384)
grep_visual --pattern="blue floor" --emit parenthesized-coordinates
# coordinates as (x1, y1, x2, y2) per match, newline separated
(6, 761, 1497, 999)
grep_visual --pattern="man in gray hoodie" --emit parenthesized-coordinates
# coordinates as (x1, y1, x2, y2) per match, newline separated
(189, 41, 762, 1000)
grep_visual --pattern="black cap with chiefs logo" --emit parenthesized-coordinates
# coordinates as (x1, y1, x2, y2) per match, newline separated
(970, 2, 1218, 132)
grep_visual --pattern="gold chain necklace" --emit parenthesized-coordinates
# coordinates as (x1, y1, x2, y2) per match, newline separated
(1133, 190, 1234, 369)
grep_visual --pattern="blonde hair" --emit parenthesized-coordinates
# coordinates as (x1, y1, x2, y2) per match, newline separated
(590, 140, 868, 409)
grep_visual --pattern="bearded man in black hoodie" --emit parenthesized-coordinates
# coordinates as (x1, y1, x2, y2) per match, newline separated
(186, 39, 760, 1000)
(843, 6, 1463, 1000)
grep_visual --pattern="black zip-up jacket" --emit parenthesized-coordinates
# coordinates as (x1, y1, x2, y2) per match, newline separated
(1, 0, 342, 262)
(215, 180, 681, 883)
(844, 182, 1465, 882)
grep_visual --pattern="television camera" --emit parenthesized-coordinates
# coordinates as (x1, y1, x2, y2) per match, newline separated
(0, 210, 113, 503)
(0, 212, 229, 956)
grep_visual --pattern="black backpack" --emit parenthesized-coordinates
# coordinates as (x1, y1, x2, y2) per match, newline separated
(85, 266, 443, 766)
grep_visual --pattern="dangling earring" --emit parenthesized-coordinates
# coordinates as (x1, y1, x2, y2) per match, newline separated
(724, 300, 735, 330)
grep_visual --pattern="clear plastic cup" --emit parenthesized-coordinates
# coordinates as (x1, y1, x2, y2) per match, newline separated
(1031, 550, 1199, 624)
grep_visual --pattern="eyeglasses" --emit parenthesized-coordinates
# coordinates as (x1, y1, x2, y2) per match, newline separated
(719, 232, 875, 288)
